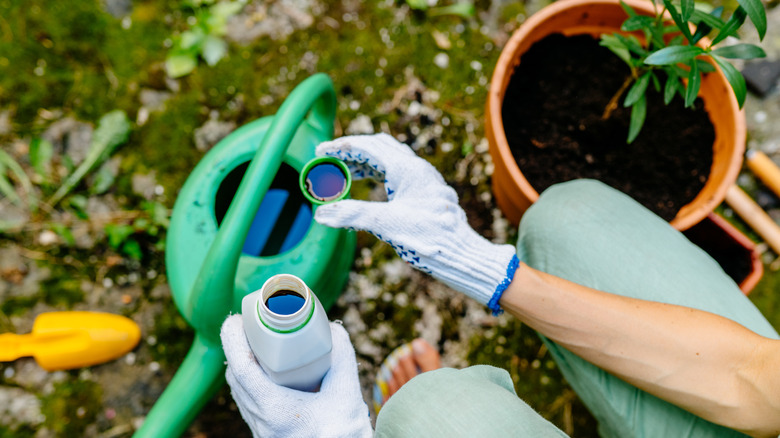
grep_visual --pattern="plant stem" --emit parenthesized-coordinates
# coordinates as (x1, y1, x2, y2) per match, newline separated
(602, 75, 635, 120)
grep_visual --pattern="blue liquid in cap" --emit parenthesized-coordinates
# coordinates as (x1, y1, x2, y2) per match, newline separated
(305, 163, 346, 202)
(265, 290, 306, 315)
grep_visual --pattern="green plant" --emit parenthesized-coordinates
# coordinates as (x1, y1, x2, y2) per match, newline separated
(165, 0, 246, 78)
(0, 110, 130, 232)
(404, 0, 476, 18)
(600, 0, 766, 143)
(104, 201, 170, 260)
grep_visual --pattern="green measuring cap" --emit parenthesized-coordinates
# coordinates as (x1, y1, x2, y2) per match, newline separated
(299, 156, 352, 205)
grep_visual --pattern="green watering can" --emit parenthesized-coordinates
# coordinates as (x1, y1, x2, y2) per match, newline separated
(134, 74, 356, 437)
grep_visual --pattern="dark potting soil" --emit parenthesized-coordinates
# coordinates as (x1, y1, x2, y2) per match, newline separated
(502, 34, 715, 222)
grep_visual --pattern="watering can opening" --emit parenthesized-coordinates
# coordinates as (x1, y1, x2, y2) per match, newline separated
(215, 160, 312, 257)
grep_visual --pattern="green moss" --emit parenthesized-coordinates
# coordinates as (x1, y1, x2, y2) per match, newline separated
(1, 295, 40, 317)
(0, 425, 36, 438)
(40, 263, 86, 309)
(126, 91, 204, 193)
(0, 0, 170, 133)
(40, 378, 102, 436)
(150, 300, 194, 367)
(749, 268, 780, 329)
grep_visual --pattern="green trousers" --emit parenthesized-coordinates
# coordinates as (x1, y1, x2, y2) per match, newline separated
(375, 179, 779, 437)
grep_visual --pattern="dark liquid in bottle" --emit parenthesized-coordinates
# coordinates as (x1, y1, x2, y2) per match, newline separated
(305, 163, 347, 202)
(265, 290, 306, 315)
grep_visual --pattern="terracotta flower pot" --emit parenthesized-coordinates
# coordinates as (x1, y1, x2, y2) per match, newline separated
(683, 213, 763, 294)
(486, 0, 746, 231)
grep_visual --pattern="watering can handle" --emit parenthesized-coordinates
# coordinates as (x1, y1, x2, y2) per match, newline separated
(133, 75, 337, 438)
(187, 73, 336, 344)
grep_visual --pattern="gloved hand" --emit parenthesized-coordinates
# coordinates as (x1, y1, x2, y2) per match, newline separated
(314, 133, 518, 314)
(221, 315, 373, 438)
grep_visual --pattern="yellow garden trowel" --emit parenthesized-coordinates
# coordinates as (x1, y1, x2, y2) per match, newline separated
(0, 311, 140, 371)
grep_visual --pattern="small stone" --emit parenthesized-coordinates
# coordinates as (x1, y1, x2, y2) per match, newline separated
(193, 112, 236, 152)
(132, 172, 159, 200)
(432, 30, 451, 50)
(0, 386, 44, 428)
(345, 115, 374, 135)
(38, 230, 58, 246)
(0, 110, 11, 136)
(742, 59, 780, 97)
(433, 53, 449, 69)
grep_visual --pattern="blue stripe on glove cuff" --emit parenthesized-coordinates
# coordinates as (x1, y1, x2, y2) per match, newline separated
(487, 255, 520, 316)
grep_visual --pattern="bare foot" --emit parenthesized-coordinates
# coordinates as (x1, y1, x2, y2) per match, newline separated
(373, 339, 441, 412)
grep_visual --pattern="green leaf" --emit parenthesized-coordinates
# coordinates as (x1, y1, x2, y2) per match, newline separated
(712, 43, 766, 59)
(691, 7, 725, 29)
(681, 0, 694, 22)
(210, 1, 244, 21)
(165, 53, 198, 78)
(405, 0, 428, 10)
(695, 59, 716, 73)
(201, 35, 227, 66)
(206, 1, 244, 35)
(600, 34, 632, 66)
(691, 6, 723, 44)
(627, 95, 647, 144)
(429, 2, 476, 18)
(122, 239, 143, 261)
(0, 149, 32, 205)
(712, 54, 747, 108)
(735, 0, 766, 40)
(650, 71, 661, 92)
(47, 110, 131, 207)
(691, 6, 726, 29)
(664, 70, 680, 104)
(619, 0, 638, 17)
(179, 29, 204, 50)
(0, 163, 21, 205)
(622, 16, 654, 31)
(624, 72, 651, 107)
(684, 59, 701, 107)
(30, 138, 53, 182)
(645, 45, 704, 65)
(662, 0, 693, 43)
(615, 34, 646, 56)
(143, 201, 170, 227)
(67, 194, 89, 219)
(51, 223, 75, 247)
(90, 162, 116, 195)
(711, 7, 747, 46)
(105, 223, 135, 249)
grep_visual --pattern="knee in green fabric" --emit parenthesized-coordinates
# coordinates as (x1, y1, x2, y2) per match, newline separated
(375, 366, 568, 437)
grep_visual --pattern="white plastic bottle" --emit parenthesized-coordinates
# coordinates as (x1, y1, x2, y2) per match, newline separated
(241, 273, 332, 391)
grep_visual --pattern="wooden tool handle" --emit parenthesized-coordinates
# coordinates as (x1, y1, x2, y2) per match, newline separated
(725, 185, 780, 255)
(746, 150, 780, 198)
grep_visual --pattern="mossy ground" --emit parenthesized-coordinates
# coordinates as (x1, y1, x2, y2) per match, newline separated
(0, 0, 778, 436)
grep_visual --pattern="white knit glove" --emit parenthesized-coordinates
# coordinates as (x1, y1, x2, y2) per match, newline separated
(221, 315, 373, 438)
(314, 133, 518, 314)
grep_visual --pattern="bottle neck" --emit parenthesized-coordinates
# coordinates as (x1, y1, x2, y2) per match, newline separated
(256, 274, 315, 333)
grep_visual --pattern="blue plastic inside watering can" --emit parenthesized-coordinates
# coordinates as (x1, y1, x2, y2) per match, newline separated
(215, 161, 312, 256)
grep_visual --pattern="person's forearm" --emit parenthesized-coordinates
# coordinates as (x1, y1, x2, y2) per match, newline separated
(500, 262, 780, 438)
